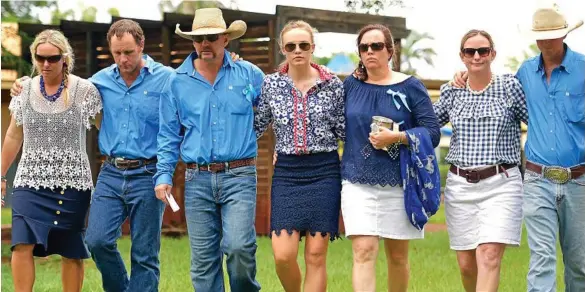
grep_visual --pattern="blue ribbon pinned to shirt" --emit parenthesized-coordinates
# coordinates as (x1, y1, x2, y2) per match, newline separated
(242, 84, 257, 105)
(387, 88, 411, 112)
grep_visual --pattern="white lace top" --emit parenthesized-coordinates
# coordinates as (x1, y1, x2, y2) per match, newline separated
(9, 75, 102, 191)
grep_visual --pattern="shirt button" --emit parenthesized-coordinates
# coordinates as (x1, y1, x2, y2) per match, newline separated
(213, 122, 217, 125)
(125, 108, 128, 111)
(54, 221, 58, 225)
(213, 139, 216, 142)
(121, 141, 125, 143)
(549, 95, 553, 98)
(58, 200, 63, 205)
(60, 190, 64, 195)
(123, 124, 127, 128)
(56, 211, 61, 215)
(551, 148, 555, 151)
(212, 105, 216, 108)
(550, 130, 553, 133)
(549, 112, 553, 116)
(126, 92, 129, 95)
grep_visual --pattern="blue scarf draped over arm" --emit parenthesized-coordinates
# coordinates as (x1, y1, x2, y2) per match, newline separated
(399, 127, 441, 230)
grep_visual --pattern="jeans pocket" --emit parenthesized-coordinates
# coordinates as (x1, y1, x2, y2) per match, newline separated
(185, 169, 197, 182)
(143, 164, 156, 175)
(523, 169, 541, 183)
(571, 174, 585, 186)
(227, 165, 256, 177)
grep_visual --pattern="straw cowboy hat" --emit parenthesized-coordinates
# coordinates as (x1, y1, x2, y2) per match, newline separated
(529, 3, 583, 40)
(175, 8, 247, 41)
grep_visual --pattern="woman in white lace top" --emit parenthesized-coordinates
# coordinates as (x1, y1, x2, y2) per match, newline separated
(0, 29, 102, 291)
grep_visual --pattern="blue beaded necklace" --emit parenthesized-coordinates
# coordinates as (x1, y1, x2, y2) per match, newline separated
(40, 75, 65, 102)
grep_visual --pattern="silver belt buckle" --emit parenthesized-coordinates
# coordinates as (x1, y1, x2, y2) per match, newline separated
(114, 157, 125, 168)
(543, 166, 570, 184)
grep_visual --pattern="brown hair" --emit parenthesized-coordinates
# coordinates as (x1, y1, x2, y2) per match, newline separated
(277, 20, 316, 70)
(354, 24, 395, 81)
(107, 19, 145, 46)
(460, 29, 495, 51)
(30, 29, 74, 104)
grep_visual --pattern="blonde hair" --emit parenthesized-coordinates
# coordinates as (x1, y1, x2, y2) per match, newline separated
(460, 29, 495, 51)
(278, 20, 316, 70)
(29, 29, 74, 104)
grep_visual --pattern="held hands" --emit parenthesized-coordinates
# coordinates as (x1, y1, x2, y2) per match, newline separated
(154, 184, 172, 205)
(10, 76, 30, 97)
(449, 71, 468, 88)
(369, 127, 402, 150)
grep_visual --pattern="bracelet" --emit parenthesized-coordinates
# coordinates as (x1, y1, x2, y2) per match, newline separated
(1, 175, 7, 181)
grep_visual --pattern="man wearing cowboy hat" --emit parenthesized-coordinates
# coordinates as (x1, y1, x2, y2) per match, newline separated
(451, 3, 585, 291)
(154, 8, 264, 292)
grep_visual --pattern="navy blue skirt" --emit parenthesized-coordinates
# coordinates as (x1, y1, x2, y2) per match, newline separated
(11, 186, 91, 259)
(271, 151, 341, 241)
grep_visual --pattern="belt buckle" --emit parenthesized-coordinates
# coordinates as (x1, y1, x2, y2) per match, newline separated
(543, 166, 570, 184)
(114, 157, 126, 169)
(465, 170, 481, 183)
(207, 162, 228, 173)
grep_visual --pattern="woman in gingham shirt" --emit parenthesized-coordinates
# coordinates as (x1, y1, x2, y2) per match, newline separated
(434, 29, 528, 292)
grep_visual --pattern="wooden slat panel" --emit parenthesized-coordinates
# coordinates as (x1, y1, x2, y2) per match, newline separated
(242, 25, 268, 38)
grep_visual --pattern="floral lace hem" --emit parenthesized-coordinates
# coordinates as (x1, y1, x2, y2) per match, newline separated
(12, 180, 93, 191)
(270, 227, 341, 242)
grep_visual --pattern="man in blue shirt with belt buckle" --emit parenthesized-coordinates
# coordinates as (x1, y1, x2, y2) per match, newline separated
(452, 4, 585, 291)
(154, 8, 264, 292)
(84, 20, 174, 292)
(516, 5, 585, 292)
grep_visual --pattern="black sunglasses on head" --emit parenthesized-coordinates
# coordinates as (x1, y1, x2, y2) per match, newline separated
(358, 42, 386, 53)
(35, 54, 63, 63)
(193, 34, 221, 43)
(462, 47, 492, 58)
(284, 42, 312, 52)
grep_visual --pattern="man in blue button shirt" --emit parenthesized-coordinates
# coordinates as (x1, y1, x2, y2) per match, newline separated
(516, 6, 585, 292)
(154, 8, 264, 292)
(452, 4, 585, 291)
(84, 20, 173, 292)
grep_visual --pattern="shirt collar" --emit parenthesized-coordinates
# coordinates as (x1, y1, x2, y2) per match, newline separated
(112, 54, 155, 76)
(536, 43, 573, 74)
(176, 49, 234, 75)
(278, 63, 334, 85)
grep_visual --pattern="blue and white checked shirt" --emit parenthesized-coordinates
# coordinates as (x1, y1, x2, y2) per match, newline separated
(434, 74, 528, 167)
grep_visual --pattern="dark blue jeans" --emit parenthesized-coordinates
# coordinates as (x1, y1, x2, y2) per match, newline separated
(85, 162, 165, 292)
(185, 165, 261, 292)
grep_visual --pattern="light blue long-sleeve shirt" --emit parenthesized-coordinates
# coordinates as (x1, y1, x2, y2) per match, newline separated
(516, 44, 585, 167)
(154, 50, 265, 186)
(90, 55, 174, 159)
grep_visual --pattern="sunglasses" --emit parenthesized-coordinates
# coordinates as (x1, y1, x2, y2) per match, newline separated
(35, 54, 63, 63)
(284, 42, 312, 52)
(462, 47, 492, 58)
(358, 42, 386, 53)
(193, 34, 220, 43)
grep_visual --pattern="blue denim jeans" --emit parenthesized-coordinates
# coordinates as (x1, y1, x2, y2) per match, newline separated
(184, 165, 260, 292)
(85, 162, 165, 292)
(523, 167, 585, 292)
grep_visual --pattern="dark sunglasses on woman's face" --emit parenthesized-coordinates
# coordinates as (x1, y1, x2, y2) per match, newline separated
(462, 47, 491, 58)
(284, 42, 312, 52)
(358, 42, 386, 53)
(35, 54, 63, 63)
(193, 34, 220, 43)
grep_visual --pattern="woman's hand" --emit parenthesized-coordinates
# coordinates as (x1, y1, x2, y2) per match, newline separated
(369, 127, 402, 150)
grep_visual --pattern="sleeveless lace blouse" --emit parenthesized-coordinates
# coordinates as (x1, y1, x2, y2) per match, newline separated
(8, 76, 102, 191)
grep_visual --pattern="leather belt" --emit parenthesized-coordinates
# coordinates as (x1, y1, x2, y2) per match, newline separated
(186, 158, 256, 173)
(450, 164, 517, 183)
(106, 156, 157, 170)
(525, 161, 585, 184)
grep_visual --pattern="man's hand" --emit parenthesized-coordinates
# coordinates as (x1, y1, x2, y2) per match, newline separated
(10, 76, 30, 97)
(230, 52, 243, 62)
(450, 71, 468, 88)
(154, 184, 172, 205)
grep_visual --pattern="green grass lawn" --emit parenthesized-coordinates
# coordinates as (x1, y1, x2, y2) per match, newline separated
(1, 209, 565, 292)
(2, 207, 11, 225)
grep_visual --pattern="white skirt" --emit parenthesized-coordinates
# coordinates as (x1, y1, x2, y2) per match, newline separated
(444, 166, 523, 250)
(341, 180, 424, 240)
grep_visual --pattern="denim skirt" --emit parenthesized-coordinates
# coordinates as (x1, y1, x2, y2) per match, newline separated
(11, 185, 91, 259)
(270, 151, 341, 241)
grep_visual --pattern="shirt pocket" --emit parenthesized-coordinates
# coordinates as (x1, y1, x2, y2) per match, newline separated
(225, 84, 252, 115)
(139, 90, 161, 119)
(562, 91, 585, 123)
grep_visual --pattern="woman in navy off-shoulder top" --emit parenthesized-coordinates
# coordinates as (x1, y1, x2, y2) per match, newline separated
(340, 24, 440, 291)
